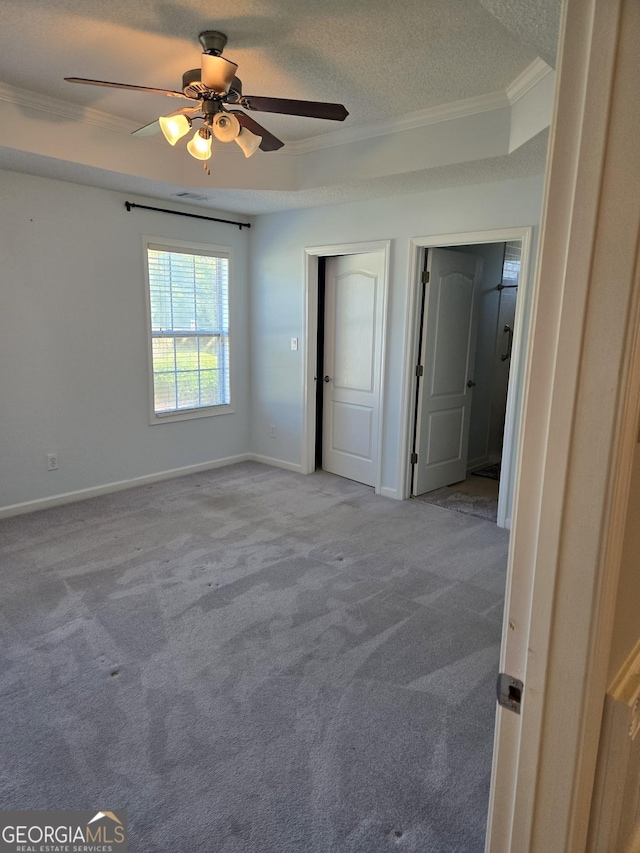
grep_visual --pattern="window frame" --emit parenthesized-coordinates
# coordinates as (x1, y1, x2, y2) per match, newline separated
(143, 236, 235, 425)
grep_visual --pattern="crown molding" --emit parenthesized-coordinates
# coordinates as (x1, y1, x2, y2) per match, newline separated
(0, 82, 242, 157)
(0, 81, 139, 135)
(506, 57, 553, 105)
(0, 59, 552, 161)
(288, 89, 510, 154)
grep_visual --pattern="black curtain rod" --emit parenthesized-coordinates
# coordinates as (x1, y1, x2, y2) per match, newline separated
(124, 201, 250, 230)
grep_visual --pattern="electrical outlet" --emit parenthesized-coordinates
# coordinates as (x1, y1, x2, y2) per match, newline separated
(270, 425, 277, 438)
(46, 453, 58, 471)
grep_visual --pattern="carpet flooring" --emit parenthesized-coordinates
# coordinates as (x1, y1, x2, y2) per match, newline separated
(0, 462, 509, 852)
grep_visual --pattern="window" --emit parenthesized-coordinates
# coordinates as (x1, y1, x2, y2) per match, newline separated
(145, 240, 232, 422)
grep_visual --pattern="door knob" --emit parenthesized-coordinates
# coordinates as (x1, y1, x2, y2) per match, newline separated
(467, 380, 476, 388)
(323, 375, 332, 383)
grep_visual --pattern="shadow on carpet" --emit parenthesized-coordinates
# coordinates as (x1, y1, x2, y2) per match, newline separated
(413, 486, 498, 522)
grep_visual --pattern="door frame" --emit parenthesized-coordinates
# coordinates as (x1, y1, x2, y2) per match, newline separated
(302, 240, 391, 494)
(487, 0, 640, 848)
(400, 227, 534, 528)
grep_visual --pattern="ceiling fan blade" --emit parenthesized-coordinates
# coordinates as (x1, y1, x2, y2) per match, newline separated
(239, 95, 348, 121)
(132, 106, 201, 137)
(65, 78, 188, 99)
(132, 119, 161, 137)
(228, 111, 284, 152)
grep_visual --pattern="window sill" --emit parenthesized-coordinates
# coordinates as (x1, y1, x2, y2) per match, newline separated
(149, 403, 235, 425)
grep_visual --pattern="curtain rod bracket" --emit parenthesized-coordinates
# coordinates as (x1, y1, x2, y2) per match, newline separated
(124, 201, 250, 230)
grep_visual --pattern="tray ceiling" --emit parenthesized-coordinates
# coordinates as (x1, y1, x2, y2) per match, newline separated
(0, 0, 562, 213)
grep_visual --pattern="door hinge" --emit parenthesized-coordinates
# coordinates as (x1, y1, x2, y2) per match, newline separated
(416, 364, 424, 377)
(421, 269, 430, 284)
(497, 673, 524, 714)
(410, 452, 418, 464)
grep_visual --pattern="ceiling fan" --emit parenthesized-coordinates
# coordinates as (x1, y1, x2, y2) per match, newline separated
(65, 30, 349, 168)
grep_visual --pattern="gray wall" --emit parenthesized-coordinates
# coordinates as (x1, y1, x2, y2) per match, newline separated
(0, 170, 251, 509)
(249, 176, 544, 499)
(0, 170, 544, 513)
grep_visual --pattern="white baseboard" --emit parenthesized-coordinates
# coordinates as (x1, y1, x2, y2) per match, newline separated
(0, 454, 252, 519)
(0, 452, 390, 519)
(379, 485, 402, 500)
(248, 454, 303, 473)
(467, 456, 490, 473)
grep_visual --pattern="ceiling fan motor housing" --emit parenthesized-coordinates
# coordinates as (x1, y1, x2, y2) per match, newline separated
(198, 30, 227, 55)
(182, 68, 210, 98)
(201, 99, 223, 125)
(182, 68, 243, 101)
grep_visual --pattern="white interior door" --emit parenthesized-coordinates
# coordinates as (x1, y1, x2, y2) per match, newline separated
(413, 248, 481, 495)
(322, 252, 385, 486)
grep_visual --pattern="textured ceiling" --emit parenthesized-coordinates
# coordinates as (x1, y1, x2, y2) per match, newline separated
(0, 0, 544, 139)
(0, 0, 561, 212)
(478, 0, 561, 67)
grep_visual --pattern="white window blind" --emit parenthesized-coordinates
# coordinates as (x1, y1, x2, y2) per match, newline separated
(147, 244, 230, 416)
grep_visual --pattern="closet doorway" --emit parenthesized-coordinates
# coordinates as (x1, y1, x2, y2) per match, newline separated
(402, 228, 533, 528)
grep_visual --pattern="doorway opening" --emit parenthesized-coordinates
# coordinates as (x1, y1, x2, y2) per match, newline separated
(411, 241, 521, 523)
(302, 241, 390, 493)
(401, 228, 533, 528)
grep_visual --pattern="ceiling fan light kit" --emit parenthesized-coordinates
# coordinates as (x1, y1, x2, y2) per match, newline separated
(235, 128, 262, 159)
(158, 113, 192, 145)
(212, 112, 240, 142)
(65, 29, 349, 173)
(211, 112, 260, 159)
(186, 126, 213, 161)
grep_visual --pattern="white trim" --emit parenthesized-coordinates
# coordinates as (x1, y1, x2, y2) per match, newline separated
(302, 254, 320, 476)
(496, 228, 532, 528)
(488, 0, 640, 848)
(302, 240, 391, 495)
(0, 454, 252, 519)
(379, 486, 401, 500)
(0, 81, 506, 155)
(0, 82, 239, 157)
(150, 402, 235, 424)
(0, 453, 311, 520)
(467, 456, 490, 472)
(506, 58, 554, 105)
(0, 58, 546, 159)
(0, 81, 140, 135)
(248, 454, 303, 473)
(399, 227, 534, 533)
(288, 91, 508, 153)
